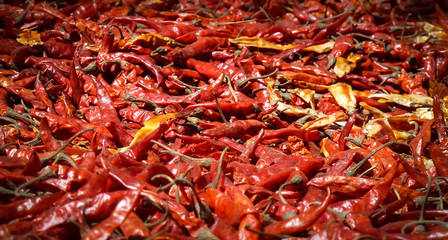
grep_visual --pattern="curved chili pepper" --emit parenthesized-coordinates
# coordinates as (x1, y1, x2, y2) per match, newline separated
(433, 95, 448, 142)
(187, 58, 225, 80)
(428, 144, 448, 177)
(187, 101, 256, 116)
(202, 119, 267, 138)
(83, 189, 141, 240)
(352, 162, 398, 213)
(6, 145, 41, 174)
(240, 129, 264, 164)
(168, 37, 227, 62)
(313, 10, 352, 41)
(264, 187, 331, 235)
(119, 211, 150, 238)
(0, 191, 64, 223)
(0, 88, 9, 115)
(122, 122, 169, 161)
(0, 76, 45, 110)
(98, 52, 163, 86)
(338, 109, 358, 150)
(34, 190, 129, 232)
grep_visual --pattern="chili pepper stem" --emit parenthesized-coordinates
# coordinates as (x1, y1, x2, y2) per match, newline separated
(213, 92, 227, 123)
(147, 227, 169, 240)
(345, 141, 397, 177)
(236, 68, 279, 89)
(15, 168, 56, 196)
(0, 116, 21, 135)
(40, 128, 95, 164)
(176, 178, 212, 222)
(0, 142, 19, 151)
(278, 175, 303, 204)
(0, 185, 34, 197)
(52, 153, 78, 169)
(15, 0, 33, 24)
(123, 93, 164, 115)
(245, 226, 293, 238)
(24, 132, 41, 146)
(358, 163, 379, 178)
(326, 207, 350, 222)
(150, 140, 215, 167)
(205, 147, 228, 189)
(225, 75, 238, 102)
(6, 109, 39, 127)
(152, 174, 181, 203)
(145, 201, 170, 228)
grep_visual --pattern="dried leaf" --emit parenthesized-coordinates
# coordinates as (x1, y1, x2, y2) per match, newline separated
(369, 93, 433, 107)
(333, 53, 361, 78)
(276, 102, 317, 116)
(289, 88, 316, 108)
(328, 82, 357, 112)
(126, 113, 176, 148)
(229, 37, 296, 51)
(321, 138, 332, 157)
(301, 110, 347, 130)
(85, 44, 101, 52)
(266, 77, 282, 105)
(118, 33, 177, 49)
(0, 69, 18, 76)
(393, 130, 412, 144)
(414, 108, 434, 120)
(415, 22, 447, 43)
(360, 102, 390, 118)
(302, 41, 335, 53)
(16, 29, 43, 47)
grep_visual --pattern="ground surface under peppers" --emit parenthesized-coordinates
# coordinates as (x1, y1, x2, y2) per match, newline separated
(2, 0, 448, 239)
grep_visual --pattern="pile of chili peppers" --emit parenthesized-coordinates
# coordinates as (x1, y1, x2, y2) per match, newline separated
(2, 0, 448, 239)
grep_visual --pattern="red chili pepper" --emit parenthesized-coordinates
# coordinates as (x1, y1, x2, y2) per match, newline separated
(5, 145, 41, 174)
(309, 175, 378, 195)
(338, 109, 357, 150)
(202, 119, 267, 138)
(168, 37, 227, 62)
(240, 129, 264, 164)
(34, 190, 129, 232)
(264, 187, 331, 235)
(39, 117, 61, 152)
(428, 144, 448, 177)
(313, 11, 351, 41)
(393, 152, 428, 187)
(83, 189, 141, 240)
(119, 211, 151, 238)
(34, 78, 57, 115)
(98, 52, 163, 86)
(0, 76, 45, 110)
(0, 88, 9, 115)
(187, 58, 225, 80)
(187, 101, 257, 116)
(122, 122, 169, 161)
(352, 162, 398, 213)
(238, 213, 262, 240)
(0, 191, 64, 223)
(433, 95, 448, 143)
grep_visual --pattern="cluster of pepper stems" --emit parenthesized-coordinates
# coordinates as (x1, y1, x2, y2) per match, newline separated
(2, 0, 448, 239)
